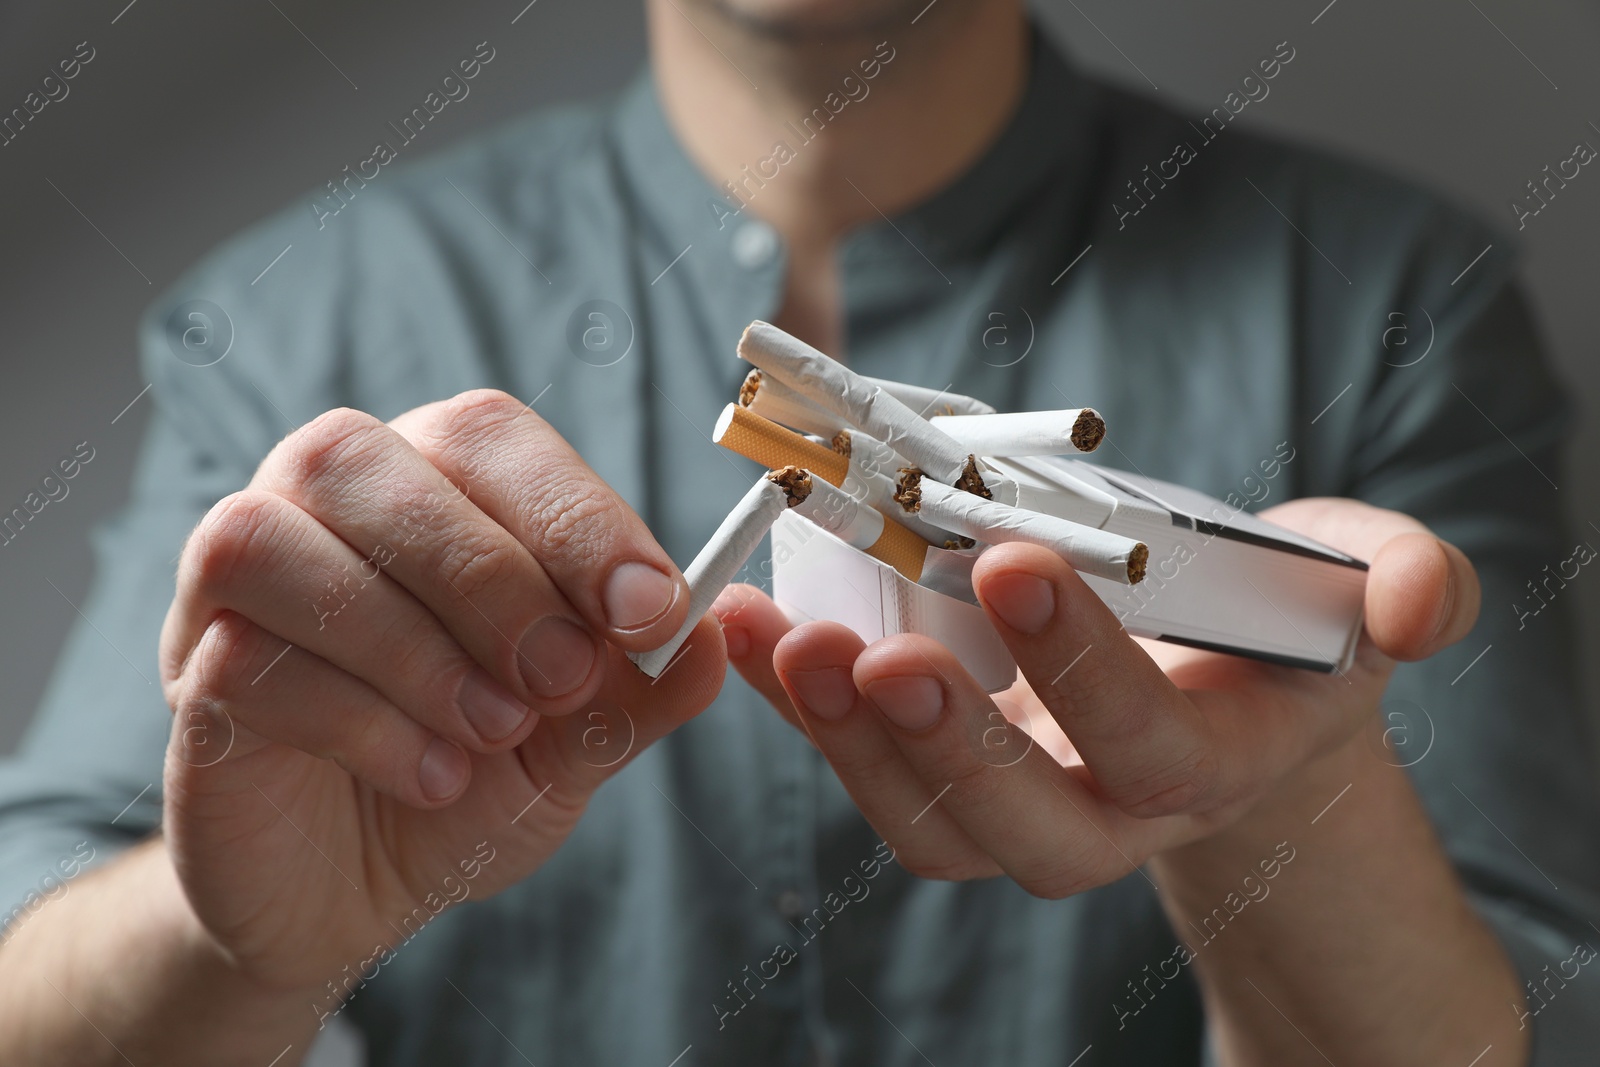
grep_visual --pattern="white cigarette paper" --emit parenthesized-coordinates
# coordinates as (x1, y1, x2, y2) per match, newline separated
(785, 441, 960, 551)
(629, 474, 797, 678)
(984, 456, 1130, 529)
(902, 476, 1148, 585)
(930, 408, 1106, 456)
(833, 456, 964, 548)
(741, 369, 842, 439)
(738, 321, 986, 490)
(861, 376, 996, 417)
(833, 428, 903, 480)
(792, 475, 886, 550)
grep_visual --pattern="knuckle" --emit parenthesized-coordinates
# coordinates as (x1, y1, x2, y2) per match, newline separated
(422, 390, 547, 499)
(434, 389, 534, 441)
(1013, 838, 1126, 899)
(277, 407, 388, 487)
(182, 611, 268, 703)
(378, 615, 482, 737)
(1050, 659, 1128, 727)
(427, 529, 527, 602)
(543, 722, 596, 785)
(896, 852, 994, 883)
(527, 477, 620, 558)
(339, 702, 403, 769)
(1017, 861, 1105, 901)
(526, 775, 590, 837)
(185, 490, 286, 598)
(514, 723, 599, 822)
(382, 611, 455, 697)
(1113, 744, 1221, 817)
(935, 751, 1009, 810)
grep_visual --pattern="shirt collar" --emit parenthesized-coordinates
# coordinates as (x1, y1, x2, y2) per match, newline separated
(884, 29, 1102, 262)
(607, 60, 746, 263)
(607, 25, 1104, 272)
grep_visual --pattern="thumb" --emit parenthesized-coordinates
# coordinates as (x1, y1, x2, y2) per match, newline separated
(1259, 498, 1481, 663)
(1366, 532, 1480, 662)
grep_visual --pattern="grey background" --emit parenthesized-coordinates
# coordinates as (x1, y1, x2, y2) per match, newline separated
(2, 2, 1595, 1062)
(2, 0, 1596, 753)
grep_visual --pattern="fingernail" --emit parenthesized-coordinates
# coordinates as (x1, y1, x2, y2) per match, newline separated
(419, 737, 469, 801)
(864, 676, 944, 732)
(519, 616, 597, 698)
(981, 571, 1056, 635)
(785, 668, 858, 720)
(459, 667, 532, 741)
(604, 561, 678, 633)
(722, 624, 751, 659)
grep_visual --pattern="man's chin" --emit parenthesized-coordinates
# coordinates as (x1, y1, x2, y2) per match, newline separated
(701, 0, 931, 41)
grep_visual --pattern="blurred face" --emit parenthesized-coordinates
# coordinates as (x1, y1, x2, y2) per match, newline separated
(696, 0, 935, 40)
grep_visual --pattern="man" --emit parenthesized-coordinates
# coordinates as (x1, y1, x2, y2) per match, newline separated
(0, 0, 1596, 1062)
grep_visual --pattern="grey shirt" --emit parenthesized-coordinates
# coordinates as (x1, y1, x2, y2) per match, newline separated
(4, 28, 1598, 1066)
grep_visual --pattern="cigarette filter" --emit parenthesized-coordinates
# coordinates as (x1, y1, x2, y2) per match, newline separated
(859, 376, 997, 418)
(930, 408, 1106, 455)
(738, 321, 990, 493)
(899, 473, 1148, 585)
(715, 405, 956, 549)
(791, 474, 930, 581)
(714, 403, 848, 485)
(629, 468, 808, 678)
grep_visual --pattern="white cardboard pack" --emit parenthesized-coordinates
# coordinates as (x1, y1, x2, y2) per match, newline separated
(770, 462, 1368, 693)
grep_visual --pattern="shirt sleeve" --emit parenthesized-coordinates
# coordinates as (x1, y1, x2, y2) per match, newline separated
(0, 410, 243, 938)
(0, 202, 345, 942)
(1340, 228, 1600, 1060)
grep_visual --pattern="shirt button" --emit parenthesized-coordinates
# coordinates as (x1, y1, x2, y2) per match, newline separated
(775, 889, 805, 920)
(731, 221, 779, 269)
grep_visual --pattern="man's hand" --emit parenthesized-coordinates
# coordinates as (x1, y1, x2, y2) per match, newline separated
(158, 390, 724, 996)
(716, 497, 1479, 892)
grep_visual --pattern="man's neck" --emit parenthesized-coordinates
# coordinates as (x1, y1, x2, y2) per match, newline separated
(646, 0, 1030, 353)
(649, 0, 1030, 243)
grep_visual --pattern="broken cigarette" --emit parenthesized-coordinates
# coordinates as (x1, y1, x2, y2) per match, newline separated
(897, 471, 1148, 585)
(930, 408, 1106, 455)
(790, 473, 931, 581)
(740, 369, 844, 439)
(826, 427, 903, 480)
(629, 467, 810, 678)
(738, 321, 992, 495)
(714, 405, 957, 549)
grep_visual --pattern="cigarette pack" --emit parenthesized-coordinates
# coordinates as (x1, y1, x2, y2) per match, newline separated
(772, 457, 1368, 692)
(771, 509, 1020, 692)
